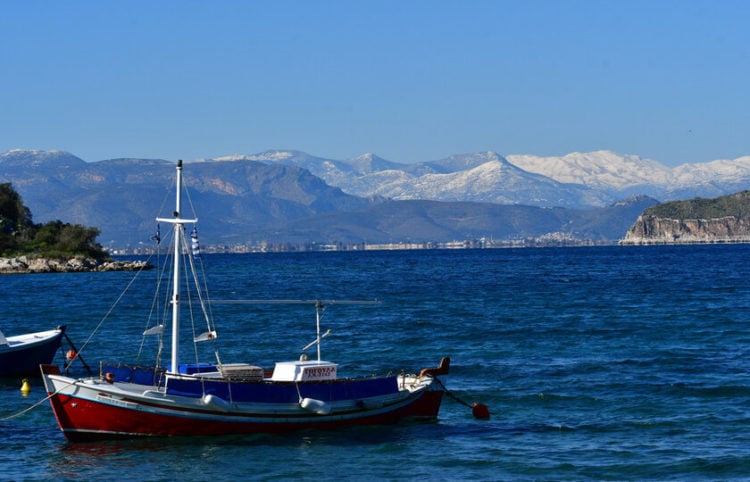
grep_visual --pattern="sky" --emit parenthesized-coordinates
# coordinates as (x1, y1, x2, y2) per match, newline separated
(2, 1, 749, 167)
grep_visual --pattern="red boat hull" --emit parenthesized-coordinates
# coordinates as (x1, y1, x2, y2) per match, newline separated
(47, 388, 444, 442)
(50, 391, 443, 442)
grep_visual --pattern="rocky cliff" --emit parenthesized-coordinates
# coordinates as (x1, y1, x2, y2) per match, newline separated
(620, 191, 750, 245)
(620, 215, 750, 245)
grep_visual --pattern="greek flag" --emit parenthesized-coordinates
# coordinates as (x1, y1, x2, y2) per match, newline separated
(151, 223, 161, 245)
(191, 227, 201, 259)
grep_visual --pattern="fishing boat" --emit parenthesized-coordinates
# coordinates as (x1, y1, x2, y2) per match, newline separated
(0, 326, 65, 377)
(40, 160, 451, 442)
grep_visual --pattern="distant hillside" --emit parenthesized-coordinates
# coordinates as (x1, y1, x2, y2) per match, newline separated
(621, 191, 750, 245)
(247, 195, 658, 245)
(645, 191, 750, 219)
(1, 149, 659, 247)
(0, 151, 376, 246)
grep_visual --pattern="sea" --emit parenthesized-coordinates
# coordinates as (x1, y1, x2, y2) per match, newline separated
(2, 245, 750, 481)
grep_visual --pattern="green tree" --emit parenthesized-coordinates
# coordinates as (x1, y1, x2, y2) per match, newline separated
(29, 220, 64, 253)
(56, 223, 104, 258)
(0, 182, 33, 232)
(0, 182, 34, 253)
(0, 183, 108, 260)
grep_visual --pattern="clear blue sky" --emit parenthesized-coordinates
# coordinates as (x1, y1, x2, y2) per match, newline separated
(2, 1, 749, 166)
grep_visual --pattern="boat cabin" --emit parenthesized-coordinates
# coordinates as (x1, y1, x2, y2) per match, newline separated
(271, 360, 338, 382)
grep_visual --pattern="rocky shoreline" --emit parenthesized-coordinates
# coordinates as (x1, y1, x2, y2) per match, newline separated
(0, 256, 152, 274)
(620, 214, 750, 245)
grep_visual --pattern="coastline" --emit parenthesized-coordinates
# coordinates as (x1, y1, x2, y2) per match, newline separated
(0, 256, 151, 274)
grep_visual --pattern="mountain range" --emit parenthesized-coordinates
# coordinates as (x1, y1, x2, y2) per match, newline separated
(230, 149, 750, 208)
(1, 148, 747, 248)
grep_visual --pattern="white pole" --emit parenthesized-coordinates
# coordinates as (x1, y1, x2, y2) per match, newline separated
(170, 160, 183, 374)
(157, 160, 197, 375)
(315, 301, 322, 362)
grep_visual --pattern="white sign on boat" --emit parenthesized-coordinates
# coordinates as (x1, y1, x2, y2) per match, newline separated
(271, 360, 338, 382)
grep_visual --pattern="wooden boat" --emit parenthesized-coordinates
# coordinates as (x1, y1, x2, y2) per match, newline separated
(41, 160, 450, 442)
(0, 326, 65, 377)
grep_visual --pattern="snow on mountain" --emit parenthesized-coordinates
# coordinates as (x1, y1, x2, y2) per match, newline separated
(0, 149, 86, 169)
(213, 150, 362, 187)
(385, 158, 562, 205)
(8, 147, 749, 211)
(355, 169, 416, 197)
(409, 159, 537, 203)
(670, 156, 750, 187)
(506, 150, 673, 191)
(405, 151, 504, 175)
(246, 148, 750, 208)
(503, 150, 750, 201)
(212, 150, 300, 163)
(315, 152, 609, 208)
(346, 153, 407, 174)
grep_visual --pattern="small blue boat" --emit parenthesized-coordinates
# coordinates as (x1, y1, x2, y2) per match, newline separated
(0, 326, 65, 377)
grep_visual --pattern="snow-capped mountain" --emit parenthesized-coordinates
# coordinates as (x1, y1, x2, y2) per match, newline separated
(211, 150, 365, 189)
(0, 148, 87, 169)
(506, 151, 673, 191)
(671, 156, 750, 186)
(351, 155, 610, 208)
(244, 149, 750, 209)
(5, 147, 750, 228)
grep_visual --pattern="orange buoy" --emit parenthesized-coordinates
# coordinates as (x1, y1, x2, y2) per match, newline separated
(65, 349, 77, 361)
(104, 372, 115, 384)
(472, 402, 490, 419)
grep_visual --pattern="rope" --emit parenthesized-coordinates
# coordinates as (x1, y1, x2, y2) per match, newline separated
(0, 392, 55, 422)
(64, 255, 155, 373)
(432, 377, 472, 408)
(0, 378, 79, 423)
(432, 376, 490, 419)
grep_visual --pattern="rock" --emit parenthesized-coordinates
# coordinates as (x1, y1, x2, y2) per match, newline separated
(65, 258, 98, 271)
(0, 257, 153, 274)
(620, 215, 750, 245)
(97, 260, 151, 271)
(0, 257, 29, 273)
(621, 190, 750, 245)
(27, 258, 53, 273)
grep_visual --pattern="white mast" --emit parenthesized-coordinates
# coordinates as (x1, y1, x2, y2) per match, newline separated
(315, 301, 323, 362)
(156, 160, 197, 375)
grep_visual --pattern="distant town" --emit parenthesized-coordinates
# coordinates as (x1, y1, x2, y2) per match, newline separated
(108, 232, 611, 256)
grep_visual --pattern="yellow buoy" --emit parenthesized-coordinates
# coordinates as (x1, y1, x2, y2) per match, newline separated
(20, 378, 31, 396)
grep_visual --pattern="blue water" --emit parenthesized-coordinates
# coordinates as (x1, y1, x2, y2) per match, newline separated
(2, 245, 750, 481)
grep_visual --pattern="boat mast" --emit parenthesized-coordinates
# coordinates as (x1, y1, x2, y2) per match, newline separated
(315, 301, 322, 362)
(156, 160, 197, 375)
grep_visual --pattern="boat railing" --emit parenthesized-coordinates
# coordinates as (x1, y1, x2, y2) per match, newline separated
(100, 362, 166, 387)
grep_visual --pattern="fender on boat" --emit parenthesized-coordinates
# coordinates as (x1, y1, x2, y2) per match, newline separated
(419, 356, 451, 378)
(202, 394, 232, 412)
(300, 397, 332, 415)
